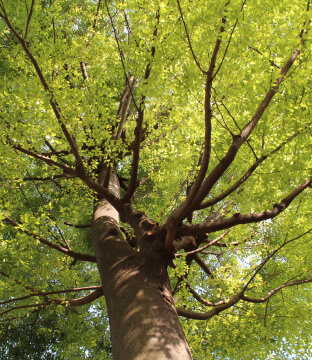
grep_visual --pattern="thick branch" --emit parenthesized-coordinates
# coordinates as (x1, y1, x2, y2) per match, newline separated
(197, 132, 298, 210)
(51, 287, 104, 306)
(193, 254, 214, 277)
(188, 49, 300, 211)
(164, 10, 229, 252)
(1, 12, 87, 174)
(80, 61, 89, 81)
(0, 286, 102, 305)
(11, 143, 76, 174)
(178, 177, 312, 237)
(123, 11, 159, 202)
(242, 277, 312, 303)
(177, 292, 242, 320)
(115, 76, 136, 140)
(3, 214, 96, 262)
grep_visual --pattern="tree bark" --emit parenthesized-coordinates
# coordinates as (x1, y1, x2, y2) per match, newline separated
(92, 169, 192, 360)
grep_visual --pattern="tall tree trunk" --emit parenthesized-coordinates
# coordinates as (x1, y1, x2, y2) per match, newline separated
(92, 168, 192, 360)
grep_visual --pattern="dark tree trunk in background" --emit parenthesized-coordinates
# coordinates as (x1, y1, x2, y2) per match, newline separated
(91, 169, 192, 360)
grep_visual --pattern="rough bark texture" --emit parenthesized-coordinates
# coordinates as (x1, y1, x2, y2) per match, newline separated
(92, 169, 192, 360)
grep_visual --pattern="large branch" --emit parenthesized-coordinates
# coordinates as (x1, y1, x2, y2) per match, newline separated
(177, 292, 242, 320)
(163, 13, 228, 252)
(115, 75, 136, 140)
(0, 288, 103, 316)
(0, 286, 102, 306)
(50, 287, 104, 306)
(242, 276, 312, 303)
(11, 143, 76, 174)
(11, 142, 126, 216)
(197, 131, 298, 210)
(177, 270, 312, 320)
(189, 50, 300, 212)
(3, 214, 96, 262)
(178, 177, 312, 237)
(0, 10, 87, 175)
(123, 10, 159, 202)
(178, 226, 312, 320)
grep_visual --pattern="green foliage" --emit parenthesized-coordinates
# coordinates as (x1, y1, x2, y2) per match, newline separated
(0, 0, 312, 358)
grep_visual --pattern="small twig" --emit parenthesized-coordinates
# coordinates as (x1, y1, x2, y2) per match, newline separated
(213, 0, 247, 78)
(24, 0, 35, 40)
(93, 0, 103, 29)
(247, 45, 281, 69)
(176, 0, 206, 74)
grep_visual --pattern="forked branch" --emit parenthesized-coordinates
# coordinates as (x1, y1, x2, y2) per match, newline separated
(24, 0, 35, 40)
(123, 10, 159, 202)
(3, 214, 96, 262)
(197, 131, 299, 210)
(242, 276, 312, 303)
(177, 292, 242, 320)
(176, 0, 206, 74)
(0, 286, 102, 306)
(0, 9, 86, 175)
(190, 50, 301, 211)
(178, 228, 312, 320)
(178, 177, 312, 237)
(0, 288, 103, 317)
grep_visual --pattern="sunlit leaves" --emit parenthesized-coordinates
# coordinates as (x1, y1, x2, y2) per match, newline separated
(0, 0, 312, 358)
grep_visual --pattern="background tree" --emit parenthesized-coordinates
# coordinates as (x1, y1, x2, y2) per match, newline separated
(0, 0, 312, 359)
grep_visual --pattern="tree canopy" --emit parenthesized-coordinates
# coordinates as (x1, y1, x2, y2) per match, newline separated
(0, 0, 312, 359)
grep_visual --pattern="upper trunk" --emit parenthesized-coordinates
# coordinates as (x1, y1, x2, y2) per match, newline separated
(91, 168, 192, 360)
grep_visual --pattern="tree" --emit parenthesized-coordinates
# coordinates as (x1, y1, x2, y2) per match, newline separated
(0, 0, 311, 358)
